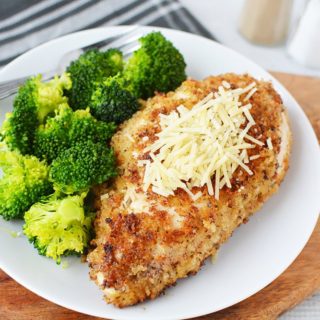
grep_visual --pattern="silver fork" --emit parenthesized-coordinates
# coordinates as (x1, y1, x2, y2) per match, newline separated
(0, 26, 141, 100)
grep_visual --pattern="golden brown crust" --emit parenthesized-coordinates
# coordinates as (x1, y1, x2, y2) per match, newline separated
(87, 74, 292, 307)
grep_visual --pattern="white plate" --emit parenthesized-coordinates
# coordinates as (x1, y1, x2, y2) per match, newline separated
(0, 26, 319, 320)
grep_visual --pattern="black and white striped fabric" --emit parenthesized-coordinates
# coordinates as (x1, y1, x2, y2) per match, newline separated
(0, 0, 215, 67)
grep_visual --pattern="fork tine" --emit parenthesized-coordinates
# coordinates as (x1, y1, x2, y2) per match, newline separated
(117, 37, 141, 59)
(123, 44, 141, 59)
(114, 33, 141, 51)
(0, 27, 143, 100)
(83, 26, 141, 52)
(98, 28, 142, 53)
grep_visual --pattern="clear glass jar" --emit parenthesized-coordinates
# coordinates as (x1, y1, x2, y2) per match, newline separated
(239, 0, 293, 45)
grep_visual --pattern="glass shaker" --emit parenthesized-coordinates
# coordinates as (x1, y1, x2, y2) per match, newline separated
(239, 0, 293, 45)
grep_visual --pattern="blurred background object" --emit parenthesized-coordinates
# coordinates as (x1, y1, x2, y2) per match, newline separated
(239, 0, 293, 45)
(182, 0, 319, 77)
(1, 0, 319, 76)
(287, 0, 320, 68)
(0, 0, 214, 68)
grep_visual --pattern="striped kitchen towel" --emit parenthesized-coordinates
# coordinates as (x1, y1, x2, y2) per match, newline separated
(0, 0, 215, 67)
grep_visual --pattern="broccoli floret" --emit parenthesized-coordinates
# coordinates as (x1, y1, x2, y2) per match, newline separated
(0, 148, 52, 220)
(123, 32, 186, 99)
(1, 73, 71, 155)
(34, 104, 115, 163)
(23, 192, 93, 263)
(90, 75, 139, 124)
(66, 48, 123, 110)
(68, 106, 116, 144)
(34, 103, 71, 163)
(50, 141, 117, 194)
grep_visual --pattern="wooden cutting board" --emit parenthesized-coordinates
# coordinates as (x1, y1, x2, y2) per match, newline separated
(0, 72, 319, 320)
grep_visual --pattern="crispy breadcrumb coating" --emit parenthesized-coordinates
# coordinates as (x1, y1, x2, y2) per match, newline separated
(87, 74, 291, 307)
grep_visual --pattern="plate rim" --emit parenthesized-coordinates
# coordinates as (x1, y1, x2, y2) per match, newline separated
(0, 25, 319, 320)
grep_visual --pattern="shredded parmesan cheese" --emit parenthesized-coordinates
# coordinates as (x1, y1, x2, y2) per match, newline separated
(140, 82, 264, 200)
(121, 186, 150, 213)
(222, 80, 231, 89)
(267, 137, 273, 150)
(249, 154, 260, 160)
(100, 193, 109, 201)
(244, 87, 257, 101)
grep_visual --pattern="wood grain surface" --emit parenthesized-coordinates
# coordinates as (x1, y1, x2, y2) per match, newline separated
(0, 72, 319, 320)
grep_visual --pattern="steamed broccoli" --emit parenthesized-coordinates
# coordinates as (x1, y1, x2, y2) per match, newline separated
(50, 141, 117, 194)
(0, 73, 71, 155)
(23, 192, 93, 263)
(66, 48, 123, 110)
(34, 104, 115, 163)
(0, 148, 52, 220)
(123, 32, 186, 99)
(34, 103, 71, 163)
(90, 75, 139, 124)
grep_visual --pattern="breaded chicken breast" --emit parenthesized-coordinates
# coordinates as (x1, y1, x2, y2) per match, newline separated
(87, 74, 291, 307)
